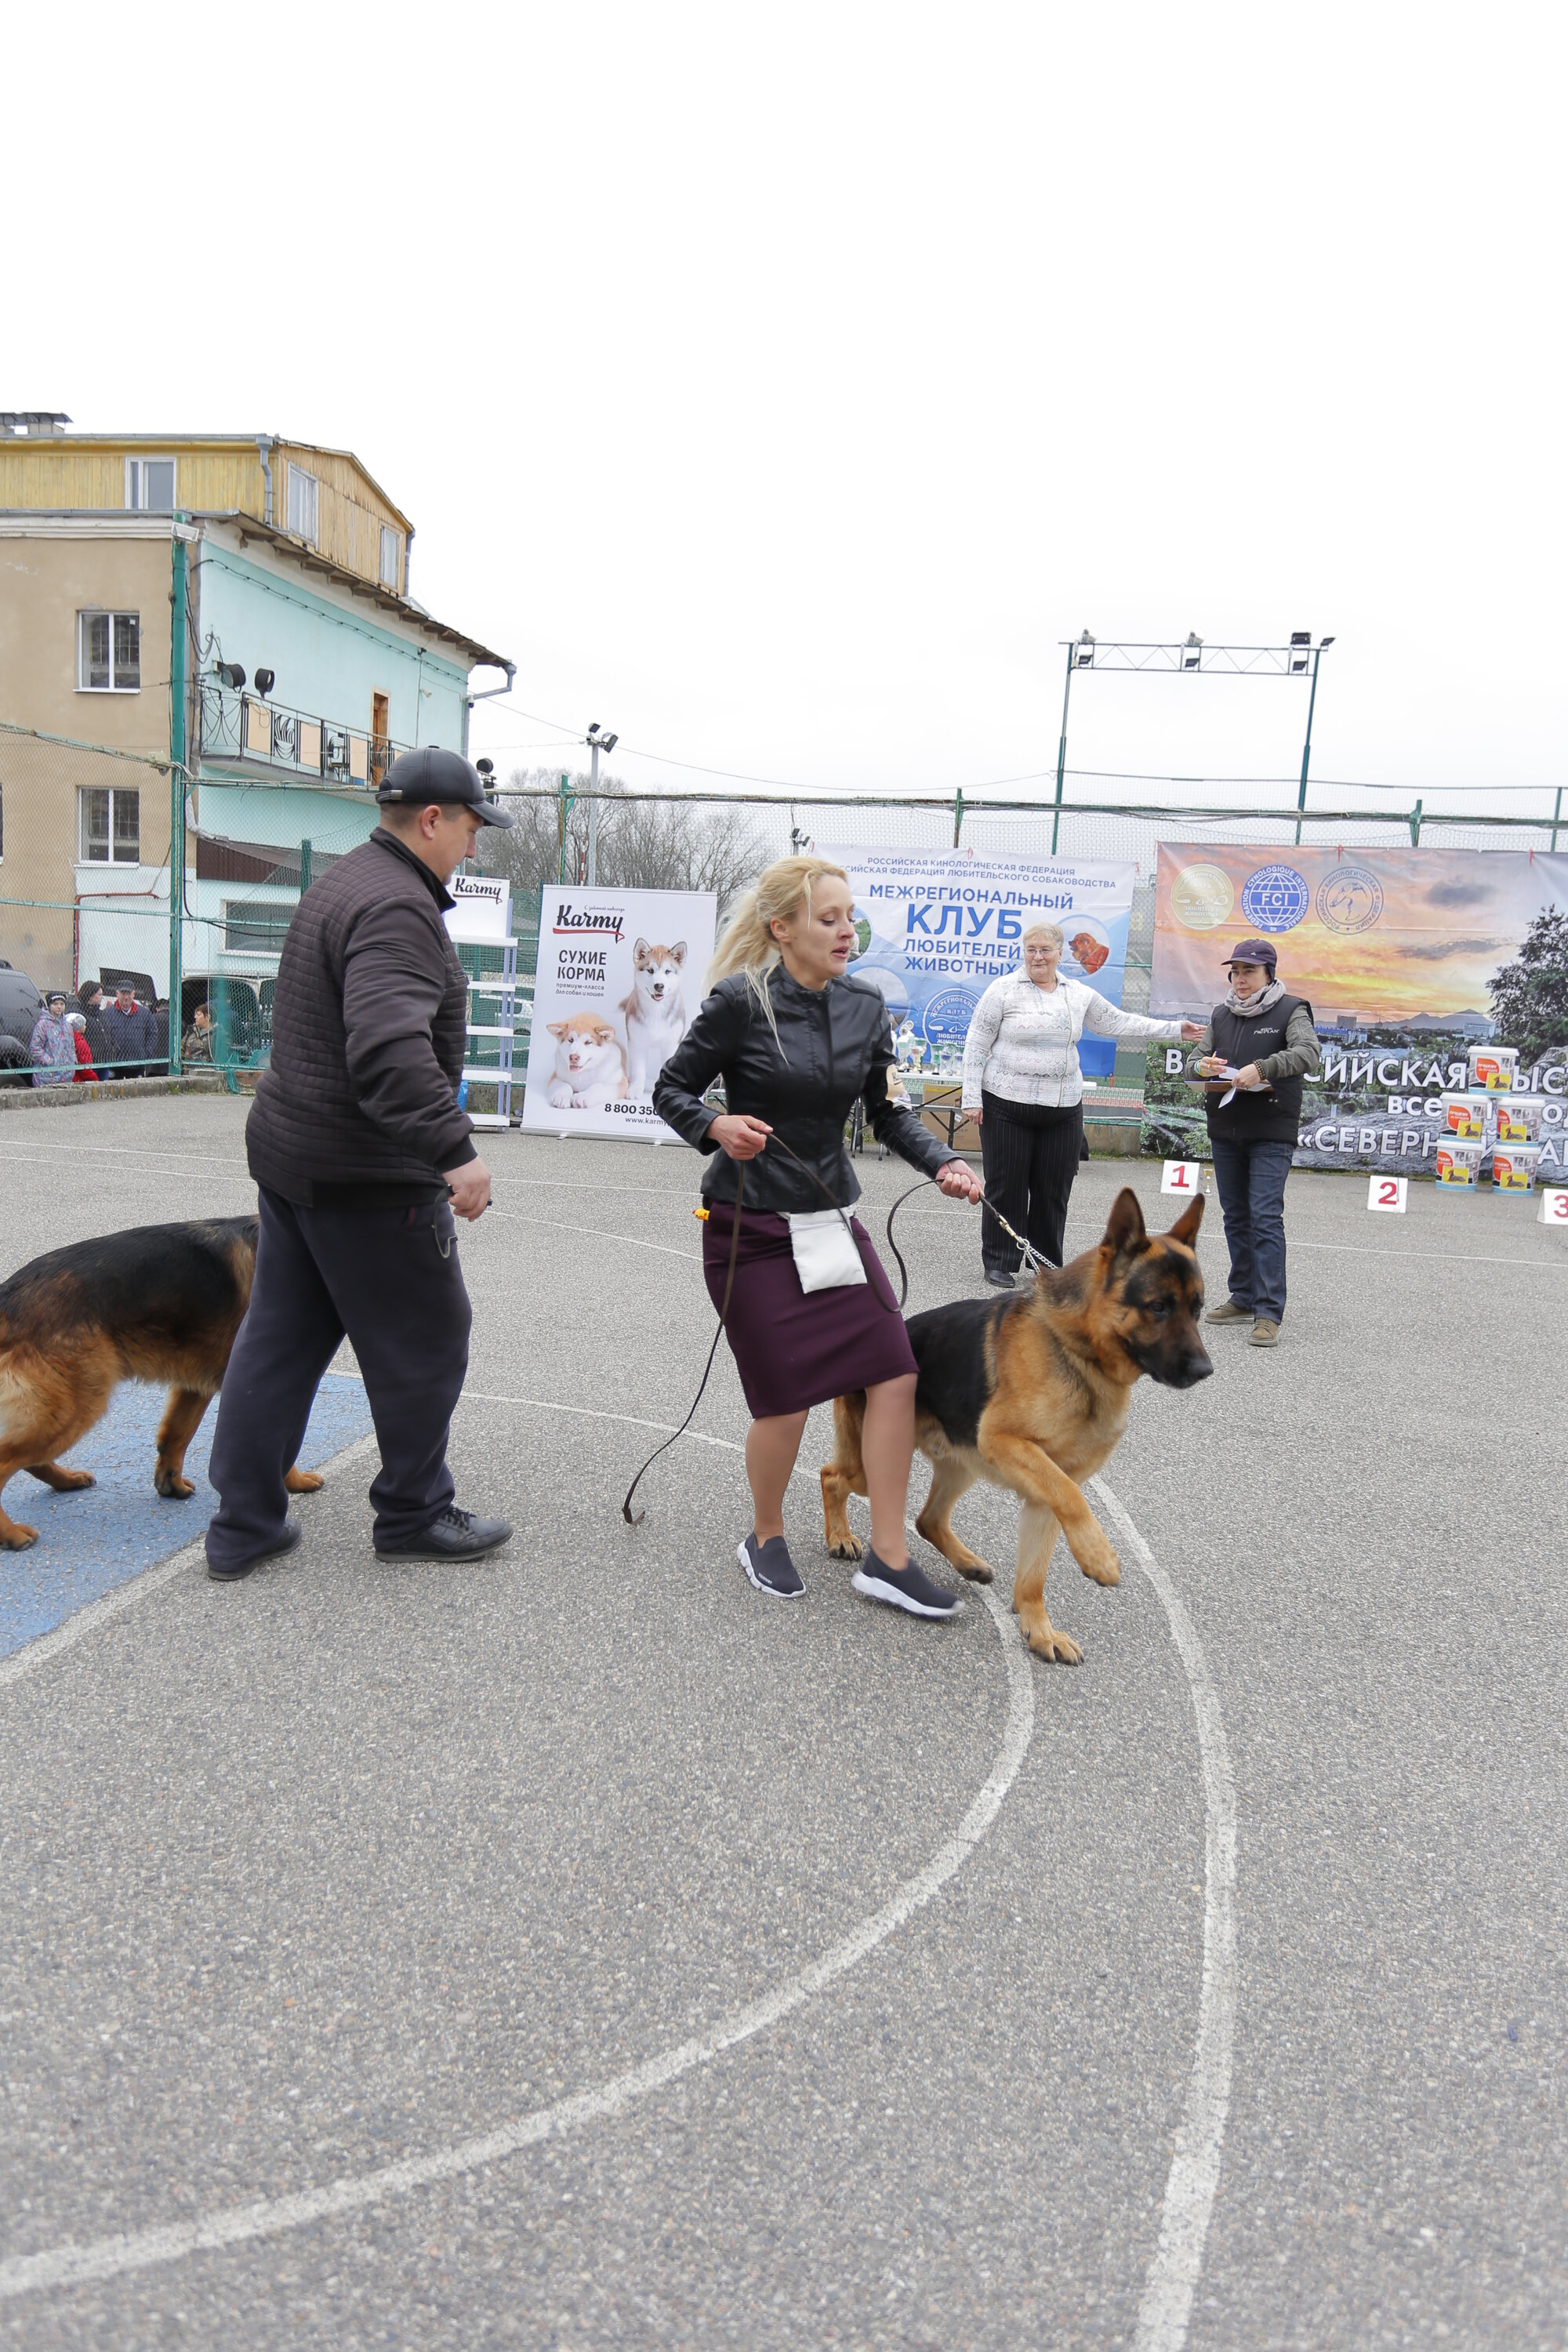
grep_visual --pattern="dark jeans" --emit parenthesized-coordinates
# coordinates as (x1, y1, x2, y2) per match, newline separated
(205, 1186, 472, 1570)
(978, 1092, 1083, 1275)
(1208, 1137, 1294, 1324)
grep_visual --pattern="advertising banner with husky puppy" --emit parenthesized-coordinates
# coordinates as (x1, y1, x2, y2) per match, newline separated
(520, 884, 718, 1142)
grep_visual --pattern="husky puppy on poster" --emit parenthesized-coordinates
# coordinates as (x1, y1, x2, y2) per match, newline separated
(619, 940, 688, 1097)
(545, 1014, 630, 1109)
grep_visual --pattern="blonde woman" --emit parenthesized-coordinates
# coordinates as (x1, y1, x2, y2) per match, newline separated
(961, 922, 1201, 1284)
(655, 857, 982, 1614)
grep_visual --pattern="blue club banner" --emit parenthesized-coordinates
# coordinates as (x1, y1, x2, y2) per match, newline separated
(817, 847, 1140, 1077)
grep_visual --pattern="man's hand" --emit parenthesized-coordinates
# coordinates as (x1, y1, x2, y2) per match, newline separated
(708, 1114, 772, 1161)
(443, 1156, 492, 1221)
(936, 1159, 984, 1202)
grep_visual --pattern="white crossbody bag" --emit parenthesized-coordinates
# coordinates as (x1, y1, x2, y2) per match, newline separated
(784, 1208, 867, 1294)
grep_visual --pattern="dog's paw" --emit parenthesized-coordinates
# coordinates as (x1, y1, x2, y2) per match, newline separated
(953, 1555, 994, 1583)
(1076, 1536, 1121, 1587)
(0, 1524, 40, 1550)
(826, 1530, 864, 1561)
(1020, 1610, 1082, 1664)
(154, 1470, 195, 1500)
(284, 1467, 325, 1494)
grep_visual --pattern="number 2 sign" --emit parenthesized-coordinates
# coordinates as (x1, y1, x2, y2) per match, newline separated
(1367, 1174, 1408, 1214)
(1161, 1160, 1203, 1196)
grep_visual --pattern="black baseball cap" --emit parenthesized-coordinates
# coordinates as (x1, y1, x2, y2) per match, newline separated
(1222, 938, 1277, 971)
(377, 746, 514, 828)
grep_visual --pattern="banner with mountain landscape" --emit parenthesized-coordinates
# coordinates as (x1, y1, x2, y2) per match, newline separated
(1139, 844, 1568, 1174)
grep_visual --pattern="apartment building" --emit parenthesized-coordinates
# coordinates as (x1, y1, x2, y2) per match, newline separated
(0, 413, 511, 993)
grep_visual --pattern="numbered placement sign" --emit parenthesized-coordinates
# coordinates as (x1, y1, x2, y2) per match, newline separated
(1540, 1188, 1568, 1228)
(1161, 1160, 1204, 1196)
(1367, 1174, 1409, 1214)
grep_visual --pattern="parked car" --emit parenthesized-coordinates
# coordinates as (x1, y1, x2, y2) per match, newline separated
(0, 962, 45, 1086)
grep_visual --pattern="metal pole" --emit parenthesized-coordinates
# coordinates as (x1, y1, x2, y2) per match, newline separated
(953, 787, 964, 848)
(1051, 642, 1073, 855)
(587, 739, 600, 884)
(168, 527, 188, 1075)
(557, 773, 568, 884)
(1294, 642, 1326, 845)
(1552, 785, 1563, 853)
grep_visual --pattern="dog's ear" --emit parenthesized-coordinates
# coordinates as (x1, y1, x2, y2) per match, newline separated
(1102, 1186, 1149, 1263)
(1164, 1192, 1205, 1247)
(672, 942, 686, 963)
(634, 938, 649, 961)
(548, 1020, 568, 1039)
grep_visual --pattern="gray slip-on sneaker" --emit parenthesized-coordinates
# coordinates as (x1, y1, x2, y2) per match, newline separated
(851, 1548, 963, 1620)
(739, 1533, 806, 1599)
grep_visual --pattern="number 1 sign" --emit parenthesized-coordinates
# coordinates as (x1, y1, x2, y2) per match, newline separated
(1367, 1174, 1408, 1214)
(1161, 1160, 1203, 1196)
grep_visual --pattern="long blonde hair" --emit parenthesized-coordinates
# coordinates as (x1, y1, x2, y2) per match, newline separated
(708, 855, 851, 1038)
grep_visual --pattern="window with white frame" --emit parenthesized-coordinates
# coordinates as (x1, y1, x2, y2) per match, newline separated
(379, 524, 401, 589)
(287, 463, 318, 543)
(125, 456, 176, 511)
(78, 610, 140, 691)
(78, 786, 140, 865)
(222, 898, 292, 956)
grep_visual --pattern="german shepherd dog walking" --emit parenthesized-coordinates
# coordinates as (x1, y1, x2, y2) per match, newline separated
(822, 1189, 1210, 1661)
(0, 1217, 321, 1551)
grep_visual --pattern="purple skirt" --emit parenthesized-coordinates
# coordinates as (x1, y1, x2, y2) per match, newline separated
(702, 1203, 916, 1417)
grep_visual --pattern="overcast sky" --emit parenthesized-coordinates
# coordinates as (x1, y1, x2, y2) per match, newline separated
(11, 3, 1563, 818)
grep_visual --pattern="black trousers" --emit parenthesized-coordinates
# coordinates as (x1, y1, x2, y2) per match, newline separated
(205, 1187, 472, 1570)
(979, 1091, 1083, 1275)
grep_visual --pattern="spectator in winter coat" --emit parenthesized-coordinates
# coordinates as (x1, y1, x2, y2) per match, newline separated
(98, 982, 158, 1077)
(67, 1012, 98, 1081)
(29, 992, 76, 1086)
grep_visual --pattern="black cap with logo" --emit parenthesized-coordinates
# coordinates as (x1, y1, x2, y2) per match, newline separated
(377, 746, 514, 829)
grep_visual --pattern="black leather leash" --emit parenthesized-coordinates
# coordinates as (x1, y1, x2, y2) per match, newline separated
(620, 1131, 1047, 1526)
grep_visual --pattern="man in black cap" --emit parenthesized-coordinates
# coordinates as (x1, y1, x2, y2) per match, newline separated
(1188, 938, 1320, 1348)
(205, 746, 517, 1577)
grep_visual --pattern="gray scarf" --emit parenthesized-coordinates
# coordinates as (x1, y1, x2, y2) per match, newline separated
(1224, 976, 1285, 1019)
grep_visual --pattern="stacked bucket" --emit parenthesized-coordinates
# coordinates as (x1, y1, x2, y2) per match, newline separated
(1436, 1047, 1548, 1195)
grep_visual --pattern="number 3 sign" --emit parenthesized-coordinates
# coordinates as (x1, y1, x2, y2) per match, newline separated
(1161, 1160, 1204, 1195)
(1367, 1174, 1408, 1214)
(1540, 1188, 1568, 1227)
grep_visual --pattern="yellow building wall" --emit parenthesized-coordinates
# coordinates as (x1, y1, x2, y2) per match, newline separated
(0, 532, 182, 987)
(0, 440, 410, 593)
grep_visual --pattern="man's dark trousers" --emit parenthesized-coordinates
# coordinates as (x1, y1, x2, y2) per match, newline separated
(206, 1187, 471, 1570)
(1208, 1137, 1294, 1323)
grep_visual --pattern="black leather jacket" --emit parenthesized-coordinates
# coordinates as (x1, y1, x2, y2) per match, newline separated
(653, 967, 956, 1211)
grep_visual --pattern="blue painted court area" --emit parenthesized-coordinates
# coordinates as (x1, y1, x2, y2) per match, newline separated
(0, 1374, 373, 1661)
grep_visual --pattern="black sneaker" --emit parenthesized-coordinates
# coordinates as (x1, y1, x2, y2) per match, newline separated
(375, 1504, 514, 1561)
(851, 1548, 963, 1619)
(206, 1519, 302, 1582)
(738, 1533, 806, 1599)
(983, 1269, 1018, 1290)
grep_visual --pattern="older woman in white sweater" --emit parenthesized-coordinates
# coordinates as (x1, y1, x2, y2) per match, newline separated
(962, 921, 1200, 1285)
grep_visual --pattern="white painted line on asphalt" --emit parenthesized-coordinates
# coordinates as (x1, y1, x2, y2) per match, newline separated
(484, 1207, 700, 1262)
(0, 1436, 382, 1693)
(1091, 1476, 1238, 2352)
(1293, 1239, 1564, 1270)
(0, 1403, 1036, 2305)
(461, 1392, 736, 1448)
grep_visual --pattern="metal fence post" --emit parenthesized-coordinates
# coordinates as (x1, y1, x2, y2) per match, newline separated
(168, 528, 188, 1076)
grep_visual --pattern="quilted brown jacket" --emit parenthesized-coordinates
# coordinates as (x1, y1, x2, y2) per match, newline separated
(246, 827, 476, 1204)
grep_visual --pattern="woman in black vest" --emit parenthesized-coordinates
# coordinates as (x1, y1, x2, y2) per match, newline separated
(1188, 938, 1320, 1348)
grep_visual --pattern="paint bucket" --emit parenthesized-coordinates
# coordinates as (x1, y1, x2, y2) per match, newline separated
(1467, 1046, 1519, 1091)
(1493, 1094, 1547, 1143)
(1435, 1138, 1483, 1189)
(1439, 1092, 1488, 1139)
(1491, 1143, 1542, 1193)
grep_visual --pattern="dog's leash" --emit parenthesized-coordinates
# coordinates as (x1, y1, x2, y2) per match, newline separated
(620, 1134, 1047, 1526)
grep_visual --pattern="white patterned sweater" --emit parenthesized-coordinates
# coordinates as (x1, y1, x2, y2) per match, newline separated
(960, 971, 1185, 1112)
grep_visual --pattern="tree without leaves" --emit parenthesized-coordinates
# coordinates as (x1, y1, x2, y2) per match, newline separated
(1488, 908, 1568, 1069)
(477, 767, 770, 919)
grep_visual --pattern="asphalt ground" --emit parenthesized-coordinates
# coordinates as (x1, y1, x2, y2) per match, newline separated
(1, 1098, 1565, 2350)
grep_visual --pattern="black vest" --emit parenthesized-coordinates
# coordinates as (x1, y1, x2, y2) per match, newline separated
(1206, 993, 1312, 1145)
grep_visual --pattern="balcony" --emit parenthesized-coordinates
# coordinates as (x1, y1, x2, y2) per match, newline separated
(197, 677, 407, 790)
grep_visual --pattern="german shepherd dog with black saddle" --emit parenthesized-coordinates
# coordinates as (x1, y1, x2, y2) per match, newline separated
(0, 1217, 321, 1550)
(822, 1188, 1210, 1661)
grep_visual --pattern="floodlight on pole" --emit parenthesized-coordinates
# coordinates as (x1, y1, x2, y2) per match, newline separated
(1048, 632, 1337, 851)
(585, 722, 619, 884)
